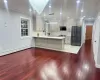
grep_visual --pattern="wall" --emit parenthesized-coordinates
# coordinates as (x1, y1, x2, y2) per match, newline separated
(0, 49, 35, 80)
(0, 9, 34, 56)
(50, 19, 76, 44)
(97, 34, 100, 65)
(93, 14, 100, 68)
(81, 21, 86, 44)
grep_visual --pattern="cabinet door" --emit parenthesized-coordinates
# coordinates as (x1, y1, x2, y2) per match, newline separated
(35, 38, 47, 48)
(40, 38, 47, 48)
(35, 38, 41, 46)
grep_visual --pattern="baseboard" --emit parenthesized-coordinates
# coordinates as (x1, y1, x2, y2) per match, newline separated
(96, 64, 100, 68)
(0, 45, 32, 56)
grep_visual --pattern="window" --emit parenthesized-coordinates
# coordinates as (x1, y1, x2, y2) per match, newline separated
(21, 18, 30, 37)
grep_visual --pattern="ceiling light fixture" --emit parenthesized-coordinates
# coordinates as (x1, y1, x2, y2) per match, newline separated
(60, 12, 62, 15)
(81, 9, 84, 12)
(4, 0, 9, 12)
(49, 5, 51, 8)
(4, 0, 7, 3)
(76, 0, 80, 4)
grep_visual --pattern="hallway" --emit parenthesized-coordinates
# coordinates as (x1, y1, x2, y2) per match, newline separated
(0, 41, 100, 80)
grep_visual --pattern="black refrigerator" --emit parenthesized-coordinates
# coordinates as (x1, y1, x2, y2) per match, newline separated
(71, 26, 82, 46)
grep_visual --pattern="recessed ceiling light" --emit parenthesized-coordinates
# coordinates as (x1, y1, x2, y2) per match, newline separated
(76, 0, 80, 4)
(60, 12, 62, 15)
(49, 5, 51, 8)
(4, 0, 7, 3)
(81, 9, 84, 12)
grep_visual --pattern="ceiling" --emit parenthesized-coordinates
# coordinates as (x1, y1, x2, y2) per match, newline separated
(42, 0, 99, 21)
(0, 0, 31, 15)
(0, 0, 99, 21)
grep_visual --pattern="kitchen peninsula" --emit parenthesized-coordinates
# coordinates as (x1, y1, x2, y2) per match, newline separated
(34, 36, 65, 50)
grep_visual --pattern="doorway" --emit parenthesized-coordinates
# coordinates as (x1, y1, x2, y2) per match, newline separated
(85, 25, 93, 41)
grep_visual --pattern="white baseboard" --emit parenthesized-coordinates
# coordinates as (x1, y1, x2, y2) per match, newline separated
(0, 45, 31, 56)
(96, 64, 100, 68)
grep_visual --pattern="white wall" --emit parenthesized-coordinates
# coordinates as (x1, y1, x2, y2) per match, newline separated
(81, 22, 86, 45)
(50, 19, 76, 44)
(0, 9, 35, 56)
(97, 35, 100, 66)
(93, 15, 100, 68)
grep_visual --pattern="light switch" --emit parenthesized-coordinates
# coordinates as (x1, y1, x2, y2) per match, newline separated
(4, 22, 7, 27)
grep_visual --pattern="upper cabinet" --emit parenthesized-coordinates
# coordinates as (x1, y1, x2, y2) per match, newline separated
(36, 15, 44, 31)
(32, 14, 36, 31)
(33, 14, 44, 32)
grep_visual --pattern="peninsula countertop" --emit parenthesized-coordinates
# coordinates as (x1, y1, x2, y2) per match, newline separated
(33, 36, 65, 39)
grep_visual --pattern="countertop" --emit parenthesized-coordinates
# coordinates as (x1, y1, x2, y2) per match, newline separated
(33, 36, 65, 39)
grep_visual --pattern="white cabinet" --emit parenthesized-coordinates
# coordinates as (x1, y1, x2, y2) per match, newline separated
(36, 15, 44, 31)
(34, 37, 65, 50)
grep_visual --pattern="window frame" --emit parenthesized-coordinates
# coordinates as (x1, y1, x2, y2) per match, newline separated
(20, 17, 31, 38)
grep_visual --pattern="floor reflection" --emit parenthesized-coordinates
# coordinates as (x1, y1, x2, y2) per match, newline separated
(33, 41, 96, 80)
(40, 61, 62, 80)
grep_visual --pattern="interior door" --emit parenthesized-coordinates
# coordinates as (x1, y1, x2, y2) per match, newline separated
(86, 25, 93, 40)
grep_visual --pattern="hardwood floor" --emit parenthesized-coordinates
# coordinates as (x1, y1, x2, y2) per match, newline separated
(0, 41, 100, 80)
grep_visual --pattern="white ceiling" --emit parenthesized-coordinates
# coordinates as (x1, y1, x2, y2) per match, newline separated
(42, 0, 99, 21)
(0, 0, 31, 15)
(0, 0, 99, 20)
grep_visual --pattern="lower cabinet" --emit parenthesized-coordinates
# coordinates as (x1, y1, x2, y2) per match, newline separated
(35, 38, 64, 50)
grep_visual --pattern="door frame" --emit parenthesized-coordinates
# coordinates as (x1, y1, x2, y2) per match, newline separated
(85, 25, 93, 41)
(81, 22, 94, 45)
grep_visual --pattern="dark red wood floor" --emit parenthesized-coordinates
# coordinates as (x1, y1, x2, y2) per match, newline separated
(0, 41, 100, 80)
